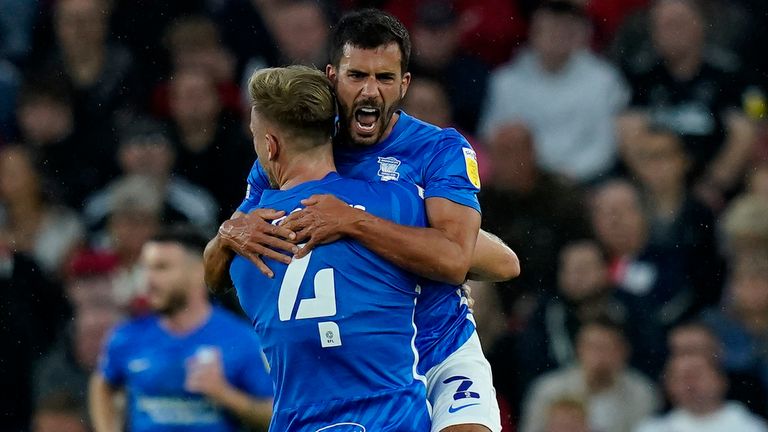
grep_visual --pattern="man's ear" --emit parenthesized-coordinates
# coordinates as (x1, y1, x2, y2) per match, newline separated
(265, 133, 280, 161)
(400, 72, 412, 99)
(326, 64, 336, 82)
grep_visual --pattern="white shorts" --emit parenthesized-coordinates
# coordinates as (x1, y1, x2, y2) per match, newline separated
(425, 331, 502, 432)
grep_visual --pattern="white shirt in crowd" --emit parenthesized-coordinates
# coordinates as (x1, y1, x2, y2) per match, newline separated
(635, 402, 767, 432)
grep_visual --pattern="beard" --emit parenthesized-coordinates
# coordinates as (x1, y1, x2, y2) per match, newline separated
(337, 91, 402, 147)
(153, 288, 188, 316)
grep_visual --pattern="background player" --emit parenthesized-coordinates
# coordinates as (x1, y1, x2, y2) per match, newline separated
(89, 225, 272, 432)
(205, 9, 513, 432)
(231, 65, 431, 431)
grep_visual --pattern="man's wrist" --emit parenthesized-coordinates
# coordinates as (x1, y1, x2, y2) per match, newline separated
(343, 207, 375, 239)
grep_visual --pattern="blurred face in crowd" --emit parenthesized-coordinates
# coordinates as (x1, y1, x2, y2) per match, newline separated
(74, 306, 121, 370)
(118, 137, 175, 179)
(729, 256, 768, 316)
(271, 2, 328, 65)
(487, 122, 537, 191)
(328, 42, 411, 147)
(529, 10, 587, 72)
(651, 0, 705, 63)
(54, 0, 108, 55)
(142, 241, 202, 316)
(577, 323, 628, 391)
(629, 132, 689, 195)
(412, 22, 459, 69)
(66, 274, 116, 310)
(402, 79, 451, 128)
(169, 70, 221, 128)
(109, 210, 160, 265)
(590, 182, 648, 257)
(668, 324, 720, 358)
(665, 355, 727, 414)
(0, 147, 41, 205)
(545, 402, 590, 432)
(558, 241, 610, 302)
(17, 97, 74, 145)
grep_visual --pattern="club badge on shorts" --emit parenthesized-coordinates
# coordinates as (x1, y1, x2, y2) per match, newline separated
(463, 148, 481, 189)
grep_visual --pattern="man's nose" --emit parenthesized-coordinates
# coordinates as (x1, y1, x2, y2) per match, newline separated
(360, 77, 378, 98)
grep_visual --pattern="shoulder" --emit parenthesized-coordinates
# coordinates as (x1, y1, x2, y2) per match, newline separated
(210, 307, 253, 332)
(635, 415, 671, 432)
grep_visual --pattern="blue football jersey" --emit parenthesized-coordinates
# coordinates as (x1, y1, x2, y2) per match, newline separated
(230, 172, 432, 431)
(239, 112, 480, 373)
(98, 307, 272, 432)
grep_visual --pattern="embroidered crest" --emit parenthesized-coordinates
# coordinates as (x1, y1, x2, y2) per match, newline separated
(377, 157, 401, 181)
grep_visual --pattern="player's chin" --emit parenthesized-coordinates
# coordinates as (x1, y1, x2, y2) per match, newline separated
(349, 124, 380, 146)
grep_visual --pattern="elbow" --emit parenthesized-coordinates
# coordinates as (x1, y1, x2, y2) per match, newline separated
(444, 257, 473, 286)
(504, 250, 521, 280)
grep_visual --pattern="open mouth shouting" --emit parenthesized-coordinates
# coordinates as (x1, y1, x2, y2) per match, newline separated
(353, 106, 381, 136)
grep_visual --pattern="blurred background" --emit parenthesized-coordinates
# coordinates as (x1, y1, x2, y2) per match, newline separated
(1, 0, 768, 431)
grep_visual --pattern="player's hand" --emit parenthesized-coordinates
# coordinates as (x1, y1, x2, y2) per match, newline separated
(281, 194, 365, 258)
(185, 348, 229, 401)
(219, 209, 298, 278)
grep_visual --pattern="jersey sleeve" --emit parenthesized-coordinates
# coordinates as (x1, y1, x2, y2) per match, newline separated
(422, 129, 482, 213)
(98, 325, 128, 387)
(236, 160, 270, 214)
(376, 182, 428, 229)
(233, 331, 273, 398)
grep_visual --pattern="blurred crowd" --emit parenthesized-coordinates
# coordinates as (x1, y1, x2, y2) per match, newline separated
(1, 0, 768, 431)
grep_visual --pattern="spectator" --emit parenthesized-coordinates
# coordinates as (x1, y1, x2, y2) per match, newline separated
(747, 162, 768, 201)
(720, 194, 768, 257)
(409, 0, 490, 133)
(33, 304, 123, 411)
(83, 118, 218, 237)
(479, 0, 629, 183)
(32, 391, 88, 432)
(168, 68, 253, 221)
(268, 0, 330, 67)
(700, 254, 768, 404)
(89, 225, 273, 431)
(0, 240, 67, 431)
(479, 121, 591, 311)
(544, 396, 591, 432)
(618, 0, 757, 211)
(153, 15, 241, 118)
(624, 129, 723, 306)
(520, 317, 659, 432)
(636, 354, 767, 432)
(15, 76, 99, 208)
(590, 179, 694, 327)
(45, 0, 140, 182)
(402, 77, 491, 182)
(505, 239, 663, 401)
(667, 321, 768, 416)
(0, 145, 85, 277)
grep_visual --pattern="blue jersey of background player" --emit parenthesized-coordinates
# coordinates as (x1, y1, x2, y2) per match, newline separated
(90, 227, 272, 432)
(231, 172, 432, 431)
(239, 111, 478, 374)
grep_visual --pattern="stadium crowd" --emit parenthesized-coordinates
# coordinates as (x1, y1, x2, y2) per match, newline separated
(1, 0, 767, 431)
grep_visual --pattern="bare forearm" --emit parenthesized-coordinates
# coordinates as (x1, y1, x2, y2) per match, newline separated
(345, 212, 472, 285)
(467, 230, 520, 282)
(89, 374, 122, 432)
(709, 113, 755, 188)
(211, 386, 271, 428)
(203, 234, 235, 293)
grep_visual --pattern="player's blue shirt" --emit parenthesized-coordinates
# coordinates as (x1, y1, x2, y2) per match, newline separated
(239, 112, 480, 374)
(98, 307, 272, 432)
(230, 172, 432, 431)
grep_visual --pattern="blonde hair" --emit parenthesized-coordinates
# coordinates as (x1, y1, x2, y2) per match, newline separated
(247, 66, 335, 145)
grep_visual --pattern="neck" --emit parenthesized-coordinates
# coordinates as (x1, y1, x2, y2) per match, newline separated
(686, 400, 724, 417)
(64, 46, 105, 87)
(277, 148, 337, 190)
(161, 297, 211, 334)
(665, 50, 702, 81)
(537, 52, 572, 73)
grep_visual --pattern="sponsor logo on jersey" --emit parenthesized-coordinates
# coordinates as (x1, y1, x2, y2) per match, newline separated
(444, 375, 481, 414)
(462, 148, 481, 189)
(128, 358, 151, 373)
(377, 157, 401, 181)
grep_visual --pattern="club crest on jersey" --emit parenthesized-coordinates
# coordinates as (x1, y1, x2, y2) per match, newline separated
(377, 157, 401, 181)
